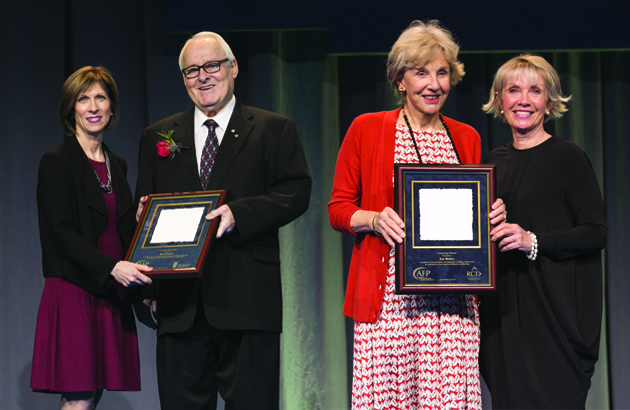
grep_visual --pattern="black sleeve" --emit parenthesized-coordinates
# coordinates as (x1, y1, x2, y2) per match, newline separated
(37, 152, 118, 284)
(536, 148, 607, 259)
(227, 117, 312, 243)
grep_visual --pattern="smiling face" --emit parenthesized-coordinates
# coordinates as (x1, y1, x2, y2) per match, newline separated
(74, 83, 111, 139)
(181, 37, 238, 118)
(499, 69, 551, 136)
(398, 50, 450, 122)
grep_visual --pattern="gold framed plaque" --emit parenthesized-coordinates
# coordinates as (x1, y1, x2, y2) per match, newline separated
(394, 164, 496, 293)
(125, 190, 226, 278)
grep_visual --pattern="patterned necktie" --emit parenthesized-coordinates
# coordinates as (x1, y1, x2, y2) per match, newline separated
(200, 119, 219, 190)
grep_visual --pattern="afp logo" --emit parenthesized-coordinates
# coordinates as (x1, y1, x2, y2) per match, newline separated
(467, 267, 482, 277)
(413, 267, 431, 280)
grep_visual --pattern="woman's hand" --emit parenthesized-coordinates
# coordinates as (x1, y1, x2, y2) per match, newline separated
(350, 207, 405, 247)
(488, 198, 507, 227)
(491, 223, 533, 252)
(373, 207, 406, 247)
(111, 261, 153, 287)
(136, 196, 149, 223)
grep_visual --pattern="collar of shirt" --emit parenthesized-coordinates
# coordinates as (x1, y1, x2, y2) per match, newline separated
(193, 95, 236, 173)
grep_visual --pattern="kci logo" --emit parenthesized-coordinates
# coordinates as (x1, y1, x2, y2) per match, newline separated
(467, 267, 482, 277)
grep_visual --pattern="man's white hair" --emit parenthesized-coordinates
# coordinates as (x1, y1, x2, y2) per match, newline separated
(178, 32, 235, 70)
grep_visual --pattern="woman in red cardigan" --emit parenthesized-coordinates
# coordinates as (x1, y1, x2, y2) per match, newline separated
(329, 20, 505, 409)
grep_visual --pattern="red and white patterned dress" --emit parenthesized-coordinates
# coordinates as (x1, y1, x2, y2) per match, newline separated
(352, 123, 481, 409)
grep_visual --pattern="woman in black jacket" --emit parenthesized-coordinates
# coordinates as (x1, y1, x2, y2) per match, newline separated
(480, 55, 606, 409)
(30, 66, 153, 410)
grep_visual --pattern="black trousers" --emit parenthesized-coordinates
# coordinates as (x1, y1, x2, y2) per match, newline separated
(156, 304, 280, 410)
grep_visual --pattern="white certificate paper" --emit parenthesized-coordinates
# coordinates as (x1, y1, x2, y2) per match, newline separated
(419, 188, 473, 241)
(150, 207, 206, 244)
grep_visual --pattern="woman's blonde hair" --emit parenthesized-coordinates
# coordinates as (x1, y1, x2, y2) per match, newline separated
(60, 66, 119, 136)
(387, 20, 465, 103)
(482, 54, 570, 122)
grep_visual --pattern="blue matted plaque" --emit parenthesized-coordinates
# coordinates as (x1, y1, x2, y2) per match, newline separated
(394, 164, 496, 293)
(125, 191, 226, 278)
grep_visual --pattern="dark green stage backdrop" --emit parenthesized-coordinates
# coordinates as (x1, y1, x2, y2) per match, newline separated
(1, 2, 628, 409)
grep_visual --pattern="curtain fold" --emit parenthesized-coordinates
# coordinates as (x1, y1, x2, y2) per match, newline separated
(601, 51, 630, 408)
(553, 51, 609, 410)
(233, 30, 349, 409)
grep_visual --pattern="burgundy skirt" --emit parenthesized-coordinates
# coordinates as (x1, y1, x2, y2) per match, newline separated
(30, 278, 140, 392)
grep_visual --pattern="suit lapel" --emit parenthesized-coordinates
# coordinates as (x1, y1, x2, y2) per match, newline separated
(206, 101, 254, 190)
(172, 109, 203, 191)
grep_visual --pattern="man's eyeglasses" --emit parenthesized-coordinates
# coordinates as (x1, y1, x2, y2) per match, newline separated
(182, 58, 230, 79)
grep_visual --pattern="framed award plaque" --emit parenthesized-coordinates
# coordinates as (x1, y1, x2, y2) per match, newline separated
(125, 190, 227, 278)
(394, 164, 496, 294)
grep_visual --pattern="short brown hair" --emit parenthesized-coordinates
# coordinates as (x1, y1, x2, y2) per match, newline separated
(482, 54, 570, 122)
(60, 66, 119, 136)
(387, 20, 465, 104)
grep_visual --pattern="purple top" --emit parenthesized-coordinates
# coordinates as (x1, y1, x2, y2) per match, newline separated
(90, 158, 127, 301)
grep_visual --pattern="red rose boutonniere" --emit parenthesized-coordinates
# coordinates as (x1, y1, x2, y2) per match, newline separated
(156, 130, 189, 159)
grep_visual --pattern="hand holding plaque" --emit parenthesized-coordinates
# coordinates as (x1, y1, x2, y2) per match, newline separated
(394, 164, 496, 293)
(373, 207, 406, 247)
(125, 191, 227, 278)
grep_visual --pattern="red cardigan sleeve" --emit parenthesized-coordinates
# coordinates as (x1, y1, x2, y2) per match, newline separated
(328, 118, 364, 235)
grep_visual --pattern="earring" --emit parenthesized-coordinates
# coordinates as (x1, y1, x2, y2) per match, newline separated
(500, 110, 504, 114)
(546, 110, 550, 115)
(398, 87, 405, 94)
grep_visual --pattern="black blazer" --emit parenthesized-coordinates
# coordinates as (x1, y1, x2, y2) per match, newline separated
(37, 137, 136, 297)
(135, 100, 312, 334)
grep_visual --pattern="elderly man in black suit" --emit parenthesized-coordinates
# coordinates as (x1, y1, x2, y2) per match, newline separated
(135, 32, 312, 410)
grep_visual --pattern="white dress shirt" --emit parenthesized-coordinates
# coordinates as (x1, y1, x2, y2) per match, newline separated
(193, 95, 236, 176)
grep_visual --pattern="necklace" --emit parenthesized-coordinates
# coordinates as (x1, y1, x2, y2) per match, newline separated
(402, 108, 461, 164)
(93, 151, 113, 194)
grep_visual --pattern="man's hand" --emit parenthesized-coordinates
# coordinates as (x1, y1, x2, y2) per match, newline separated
(134, 299, 157, 330)
(206, 204, 235, 238)
(136, 196, 149, 222)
